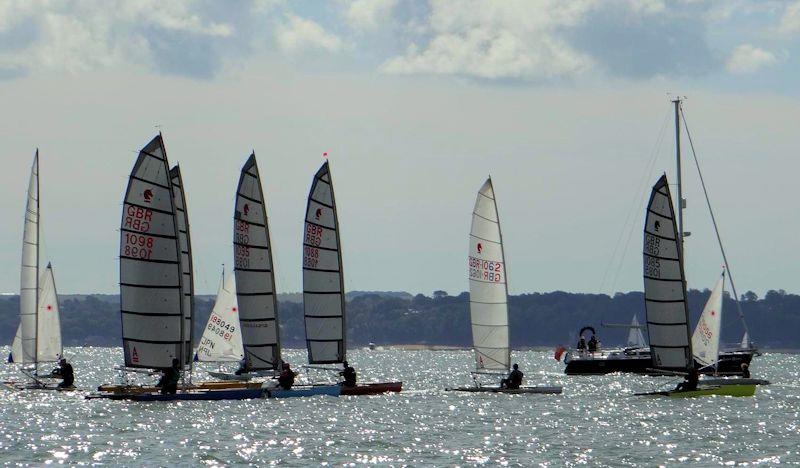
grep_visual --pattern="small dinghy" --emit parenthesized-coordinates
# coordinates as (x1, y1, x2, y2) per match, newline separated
(448, 178, 562, 395)
(635, 384, 756, 398)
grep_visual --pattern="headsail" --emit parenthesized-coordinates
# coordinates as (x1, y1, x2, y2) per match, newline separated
(692, 272, 724, 368)
(36, 263, 62, 362)
(196, 269, 244, 362)
(19, 151, 39, 364)
(643, 174, 692, 371)
(170, 165, 194, 366)
(120, 135, 185, 369)
(627, 315, 646, 348)
(233, 154, 281, 371)
(468, 178, 510, 371)
(302, 161, 346, 365)
(8, 326, 21, 363)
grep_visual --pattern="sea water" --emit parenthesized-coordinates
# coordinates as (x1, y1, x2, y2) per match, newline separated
(0, 347, 798, 465)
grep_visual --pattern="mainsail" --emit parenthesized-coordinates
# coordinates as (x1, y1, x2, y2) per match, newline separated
(233, 153, 281, 371)
(627, 315, 646, 348)
(692, 272, 724, 368)
(196, 269, 244, 362)
(643, 174, 692, 371)
(170, 165, 194, 365)
(468, 178, 510, 371)
(19, 151, 39, 364)
(119, 135, 185, 369)
(302, 161, 346, 365)
(8, 264, 61, 364)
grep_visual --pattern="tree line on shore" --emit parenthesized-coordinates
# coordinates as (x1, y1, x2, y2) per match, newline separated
(0, 288, 797, 349)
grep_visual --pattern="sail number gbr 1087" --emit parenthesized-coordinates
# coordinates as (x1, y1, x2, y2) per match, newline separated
(469, 257, 503, 283)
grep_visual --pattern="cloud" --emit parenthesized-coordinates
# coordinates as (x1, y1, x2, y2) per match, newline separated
(276, 14, 344, 54)
(342, 0, 398, 31)
(381, 0, 594, 80)
(726, 44, 779, 74)
(778, 0, 800, 34)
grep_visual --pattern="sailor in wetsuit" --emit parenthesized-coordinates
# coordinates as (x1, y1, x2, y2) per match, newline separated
(52, 358, 74, 389)
(741, 363, 751, 378)
(500, 363, 524, 389)
(675, 367, 699, 392)
(587, 335, 599, 353)
(156, 358, 181, 395)
(340, 361, 357, 387)
(278, 362, 296, 390)
(576, 337, 587, 353)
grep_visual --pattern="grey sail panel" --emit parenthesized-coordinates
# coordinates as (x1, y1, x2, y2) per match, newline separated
(302, 161, 346, 364)
(233, 154, 281, 371)
(642, 174, 692, 371)
(120, 135, 184, 369)
(170, 165, 194, 366)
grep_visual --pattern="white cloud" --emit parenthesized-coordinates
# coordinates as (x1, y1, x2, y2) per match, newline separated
(342, 0, 398, 31)
(726, 44, 779, 74)
(276, 14, 344, 53)
(778, 0, 800, 34)
(381, 0, 595, 80)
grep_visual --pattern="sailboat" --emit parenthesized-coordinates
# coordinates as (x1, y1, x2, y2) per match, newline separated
(301, 160, 402, 396)
(195, 268, 245, 376)
(448, 178, 561, 394)
(4, 152, 67, 391)
(636, 175, 755, 398)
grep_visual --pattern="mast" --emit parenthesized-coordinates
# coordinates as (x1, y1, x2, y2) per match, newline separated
(34, 150, 40, 371)
(673, 98, 684, 251)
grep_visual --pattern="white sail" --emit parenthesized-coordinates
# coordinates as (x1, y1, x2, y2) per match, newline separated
(233, 153, 281, 371)
(196, 270, 244, 362)
(19, 151, 39, 364)
(9, 325, 21, 363)
(119, 135, 185, 369)
(170, 165, 194, 366)
(627, 315, 646, 348)
(692, 272, 724, 368)
(643, 174, 692, 371)
(302, 161, 346, 365)
(740, 331, 750, 349)
(36, 263, 62, 362)
(468, 178, 510, 371)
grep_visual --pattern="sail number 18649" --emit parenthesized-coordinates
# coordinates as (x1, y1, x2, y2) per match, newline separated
(468, 257, 503, 283)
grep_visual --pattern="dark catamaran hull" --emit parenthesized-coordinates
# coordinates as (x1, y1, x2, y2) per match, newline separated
(86, 384, 341, 401)
(446, 386, 563, 394)
(564, 349, 755, 376)
(339, 381, 403, 395)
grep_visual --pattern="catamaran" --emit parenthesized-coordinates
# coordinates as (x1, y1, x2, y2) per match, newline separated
(301, 160, 402, 396)
(4, 152, 68, 391)
(563, 99, 759, 376)
(448, 178, 562, 394)
(91, 142, 339, 400)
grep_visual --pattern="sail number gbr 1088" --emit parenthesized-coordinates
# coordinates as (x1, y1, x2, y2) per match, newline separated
(469, 256, 503, 283)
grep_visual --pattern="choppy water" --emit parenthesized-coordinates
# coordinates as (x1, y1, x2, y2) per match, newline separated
(0, 348, 798, 466)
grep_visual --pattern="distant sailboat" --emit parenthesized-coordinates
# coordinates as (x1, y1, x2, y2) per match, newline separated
(627, 315, 646, 349)
(5, 152, 65, 390)
(449, 177, 561, 394)
(302, 161, 402, 395)
(196, 269, 244, 364)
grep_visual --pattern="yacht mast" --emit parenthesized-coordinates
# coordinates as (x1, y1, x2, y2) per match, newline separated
(673, 98, 685, 251)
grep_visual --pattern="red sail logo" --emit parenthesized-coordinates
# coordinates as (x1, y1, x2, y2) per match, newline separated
(315, 208, 323, 220)
(243, 204, 250, 216)
(477, 243, 483, 254)
(131, 347, 139, 363)
(231, 307, 237, 313)
(143, 189, 154, 203)
(46, 305, 53, 311)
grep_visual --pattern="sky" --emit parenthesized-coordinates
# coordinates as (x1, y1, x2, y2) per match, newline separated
(0, 0, 799, 297)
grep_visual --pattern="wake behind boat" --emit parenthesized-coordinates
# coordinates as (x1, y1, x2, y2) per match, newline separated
(447, 178, 562, 395)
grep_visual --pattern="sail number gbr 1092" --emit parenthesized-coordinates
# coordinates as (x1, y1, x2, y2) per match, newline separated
(469, 256, 503, 283)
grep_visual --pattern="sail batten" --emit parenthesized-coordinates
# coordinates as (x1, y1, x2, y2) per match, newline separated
(119, 135, 185, 369)
(468, 178, 510, 371)
(302, 162, 346, 364)
(233, 154, 281, 371)
(642, 175, 692, 372)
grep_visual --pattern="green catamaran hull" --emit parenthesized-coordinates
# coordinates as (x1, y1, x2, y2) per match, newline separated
(636, 384, 756, 398)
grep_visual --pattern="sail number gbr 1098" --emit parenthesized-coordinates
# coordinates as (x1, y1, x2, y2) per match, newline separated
(469, 257, 503, 283)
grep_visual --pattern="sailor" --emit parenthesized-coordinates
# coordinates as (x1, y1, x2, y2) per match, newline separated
(278, 362, 296, 390)
(587, 335, 599, 353)
(340, 361, 357, 387)
(500, 363, 524, 390)
(675, 367, 699, 392)
(51, 358, 74, 389)
(156, 358, 180, 395)
(576, 336, 587, 352)
(741, 363, 751, 379)
(234, 357, 247, 375)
